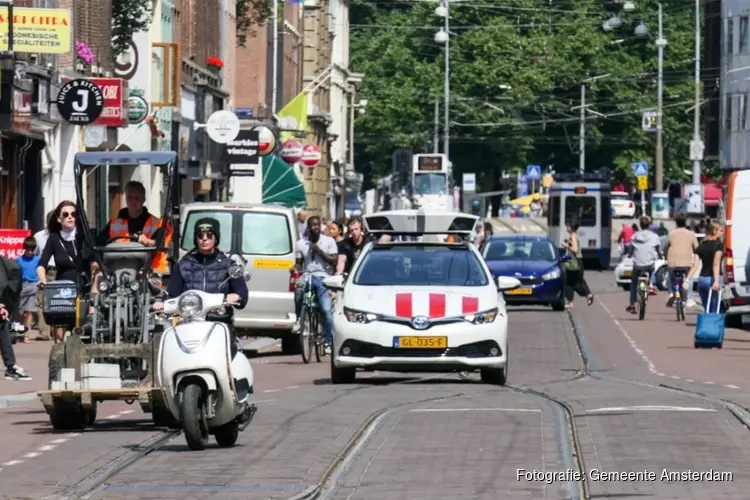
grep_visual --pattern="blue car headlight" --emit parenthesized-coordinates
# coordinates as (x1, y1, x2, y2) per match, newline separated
(541, 268, 561, 281)
(344, 307, 380, 324)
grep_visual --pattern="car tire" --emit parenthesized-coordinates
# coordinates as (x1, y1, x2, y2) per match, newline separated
(330, 355, 356, 384)
(480, 368, 506, 386)
(655, 267, 669, 291)
(281, 333, 301, 355)
(552, 300, 565, 311)
(725, 314, 742, 329)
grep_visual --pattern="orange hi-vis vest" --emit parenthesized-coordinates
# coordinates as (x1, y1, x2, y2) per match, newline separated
(108, 215, 173, 273)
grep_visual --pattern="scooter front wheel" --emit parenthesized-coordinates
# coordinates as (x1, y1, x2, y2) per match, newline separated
(180, 384, 209, 450)
(214, 421, 239, 447)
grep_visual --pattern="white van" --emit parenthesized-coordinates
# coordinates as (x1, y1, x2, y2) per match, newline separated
(722, 171, 750, 326)
(179, 202, 301, 353)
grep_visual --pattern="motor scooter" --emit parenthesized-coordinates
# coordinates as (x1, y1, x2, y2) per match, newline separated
(156, 264, 256, 450)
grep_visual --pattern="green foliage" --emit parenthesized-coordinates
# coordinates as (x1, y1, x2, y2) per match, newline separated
(111, 0, 152, 56)
(351, 0, 711, 187)
(236, 0, 272, 47)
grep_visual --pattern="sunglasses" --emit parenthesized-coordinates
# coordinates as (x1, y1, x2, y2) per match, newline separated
(197, 230, 215, 240)
(61, 211, 76, 218)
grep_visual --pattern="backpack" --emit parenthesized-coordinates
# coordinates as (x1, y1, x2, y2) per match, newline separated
(0, 256, 22, 311)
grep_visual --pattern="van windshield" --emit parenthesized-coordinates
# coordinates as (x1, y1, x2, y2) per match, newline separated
(181, 211, 233, 252)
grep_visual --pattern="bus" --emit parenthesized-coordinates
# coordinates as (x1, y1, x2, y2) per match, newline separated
(411, 154, 455, 211)
(547, 178, 612, 270)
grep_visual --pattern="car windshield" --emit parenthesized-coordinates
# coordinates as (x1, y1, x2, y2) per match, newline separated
(612, 193, 630, 201)
(484, 239, 557, 262)
(353, 244, 488, 287)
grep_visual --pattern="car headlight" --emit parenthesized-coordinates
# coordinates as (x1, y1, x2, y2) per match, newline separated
(344, 307, 379, 323)
(542, 268, 561, 280)
(178, 292, 202, 317)
(463, 308, 498, 325)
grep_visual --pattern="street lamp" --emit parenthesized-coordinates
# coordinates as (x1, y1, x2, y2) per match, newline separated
(435, 2, 450, 162)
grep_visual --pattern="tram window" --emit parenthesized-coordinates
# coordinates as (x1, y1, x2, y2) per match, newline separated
(549, 196, 560, 226)
(565, 196, 597, 226)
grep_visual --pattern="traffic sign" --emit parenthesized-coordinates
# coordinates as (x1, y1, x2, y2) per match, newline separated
(526, 164, 541, 180)
(642, 110, 657, 132)
(689, 140, 704, 161)
(637, 175, 648, 191)
(205, 110, 240, 144)
(56, 78, 104, 124)
(462, 173, 476, 192)
(632, 162, 648, 177)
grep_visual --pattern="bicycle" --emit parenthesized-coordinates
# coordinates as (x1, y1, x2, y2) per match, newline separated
(671, 270, 686, 322)
(637, 269, 651, 321)
(296, 273, 325, 364)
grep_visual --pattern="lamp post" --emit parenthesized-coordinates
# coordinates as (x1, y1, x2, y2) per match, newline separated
(435, 2, 450, 162)
(604, 2, 667, 193)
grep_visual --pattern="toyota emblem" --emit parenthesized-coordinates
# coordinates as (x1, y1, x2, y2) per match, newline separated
(411, 316, 430, 330)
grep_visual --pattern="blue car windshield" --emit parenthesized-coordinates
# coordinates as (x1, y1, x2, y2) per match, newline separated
(353, 245, 489, 287)
(485, 240, 557, 262)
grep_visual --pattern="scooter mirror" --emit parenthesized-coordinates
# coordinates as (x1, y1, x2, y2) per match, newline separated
(228, 264, 244, 279)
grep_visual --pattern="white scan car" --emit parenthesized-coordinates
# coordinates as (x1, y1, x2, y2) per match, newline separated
(611, 191, 636, 218)
(323, 210, 521, 386)
(614, 233, 705, 290)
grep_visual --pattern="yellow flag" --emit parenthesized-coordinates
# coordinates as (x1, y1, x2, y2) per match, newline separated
(276, 92, 308, 142)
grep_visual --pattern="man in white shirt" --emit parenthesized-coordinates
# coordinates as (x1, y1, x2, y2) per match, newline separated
(293, 216, 338, 351)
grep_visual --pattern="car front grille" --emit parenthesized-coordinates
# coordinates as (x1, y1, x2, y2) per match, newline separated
(339, 339, 502, 359)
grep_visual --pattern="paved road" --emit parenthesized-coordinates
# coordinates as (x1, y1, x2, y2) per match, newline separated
(2, 271, 750, 499)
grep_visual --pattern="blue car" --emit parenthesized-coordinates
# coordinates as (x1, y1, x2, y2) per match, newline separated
(482, 235, 567, 311)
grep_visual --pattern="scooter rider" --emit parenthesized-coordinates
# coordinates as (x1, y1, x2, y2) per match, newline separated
(154, 218, 248, 326)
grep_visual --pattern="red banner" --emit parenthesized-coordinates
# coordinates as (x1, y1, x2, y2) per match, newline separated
(90, 77, 128, 127)
(0, 229, 32, 259)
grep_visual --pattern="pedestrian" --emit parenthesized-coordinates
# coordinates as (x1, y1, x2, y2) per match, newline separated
(33, 211, 56, 339)
(0, 256, 32, 381)
(16, 237, 40, 340)
(685, 220, 724, 312)
(561, 218, 594, 309)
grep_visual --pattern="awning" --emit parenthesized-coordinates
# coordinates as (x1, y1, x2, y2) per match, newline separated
(262, 155, 307, 208)
(703, 182, 723, 207)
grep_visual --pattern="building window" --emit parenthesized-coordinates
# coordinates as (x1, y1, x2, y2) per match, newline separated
(741, 17, 749, 53)
(728, 18, 734, 56)
(725, 94, 734, 134)
(741, 94, 748, 131)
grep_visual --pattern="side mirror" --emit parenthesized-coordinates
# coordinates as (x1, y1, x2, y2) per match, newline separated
(228, 264, 244, 279)
(496, 276, 522, 291)
(323, 275, 345, 291)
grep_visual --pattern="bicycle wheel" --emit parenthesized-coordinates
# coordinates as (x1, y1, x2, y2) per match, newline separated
(314, 310, 324, 362)
(299, 306, 313, 364)
(675, 296, 685, 322)
(638, 292, 647, 321)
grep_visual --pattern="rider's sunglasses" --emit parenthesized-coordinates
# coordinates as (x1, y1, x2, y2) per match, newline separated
(197, 230, 215, 240)
(61, 211, 76, 218)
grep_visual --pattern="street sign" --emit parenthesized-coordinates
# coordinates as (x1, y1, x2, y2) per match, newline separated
(632, 162, 648, 177)
(642, 110, 657, 132)
(222, 129, 259, 164)
(205, 110, 240, 143)
(56, 78, 104, 124)
(637, 176, 648, 191)
(301, 144, 322, 167)
(526, 164, 541, 180)
(689, 139, 704, 161)
(462, 173, 476, 192)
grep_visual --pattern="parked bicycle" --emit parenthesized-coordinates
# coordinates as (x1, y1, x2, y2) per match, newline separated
(296, 273, 325, 363)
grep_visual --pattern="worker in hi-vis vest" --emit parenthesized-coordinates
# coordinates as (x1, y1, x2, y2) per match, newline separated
(94, 180, 173, 274)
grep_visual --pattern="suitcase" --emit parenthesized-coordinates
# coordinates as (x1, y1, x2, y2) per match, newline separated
(694, 289, 724, 348)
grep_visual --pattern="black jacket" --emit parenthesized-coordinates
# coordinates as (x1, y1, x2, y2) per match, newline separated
(167, 250, 248, 308)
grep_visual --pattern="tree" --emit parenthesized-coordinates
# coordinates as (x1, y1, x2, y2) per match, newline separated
(236, 0, 272, 47)
(111, 0, 151, 56)
(350, 0, 705, 188)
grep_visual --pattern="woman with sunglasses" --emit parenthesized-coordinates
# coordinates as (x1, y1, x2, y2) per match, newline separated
(36, 201, 93, 342)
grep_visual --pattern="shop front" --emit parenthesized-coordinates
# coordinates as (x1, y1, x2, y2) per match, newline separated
(195, 84, 229, 201)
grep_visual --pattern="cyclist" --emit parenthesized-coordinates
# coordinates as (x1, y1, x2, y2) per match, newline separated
(663, 214, 698, 307)
(293, 216, 338, 353)
(626, 216, 663, 314)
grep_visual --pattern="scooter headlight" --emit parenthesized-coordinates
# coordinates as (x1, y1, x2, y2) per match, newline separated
(178, 292, 202, 317)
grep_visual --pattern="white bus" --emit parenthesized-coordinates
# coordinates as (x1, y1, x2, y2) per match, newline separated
(411, 154, 455, 211)
(547, 180, 612, 270)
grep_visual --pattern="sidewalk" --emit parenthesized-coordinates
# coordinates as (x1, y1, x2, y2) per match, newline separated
(597, 290, 750, 390)
(0, 338, 51, 406)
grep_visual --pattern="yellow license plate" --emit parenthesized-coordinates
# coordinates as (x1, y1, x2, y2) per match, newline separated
(507, 288, 533, 295)
(394, 336, 447, 349)
(254, 259, 293, 270)
(623, 271, 632, 277)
